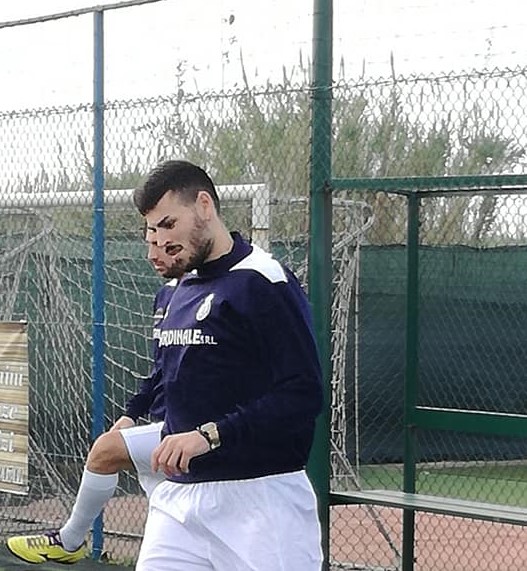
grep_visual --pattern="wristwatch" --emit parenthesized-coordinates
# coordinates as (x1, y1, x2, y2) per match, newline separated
(197, 421, 221, 450)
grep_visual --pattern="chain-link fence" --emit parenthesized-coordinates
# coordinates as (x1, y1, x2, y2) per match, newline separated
(0, 181, 275, 563)
(2, 67, 527, 568)
(324, 65, 527, 571)
(1, 2, 527, 567)
(328, 183, 527, 570)
(0, 78, 315, 561)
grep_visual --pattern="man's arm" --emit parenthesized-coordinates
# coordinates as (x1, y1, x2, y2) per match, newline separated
(123, 367, 162, 422)
(119, 286, 167, 426)
(216, 281, 324, 449)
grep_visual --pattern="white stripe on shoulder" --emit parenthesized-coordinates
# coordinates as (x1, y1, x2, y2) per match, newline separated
(230, 244, 287, 283)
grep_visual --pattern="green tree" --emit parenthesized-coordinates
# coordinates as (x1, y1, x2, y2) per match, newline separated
(97, 66, 526, 246)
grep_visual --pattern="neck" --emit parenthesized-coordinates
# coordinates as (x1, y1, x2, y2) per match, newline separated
(207, 227, 234, 262)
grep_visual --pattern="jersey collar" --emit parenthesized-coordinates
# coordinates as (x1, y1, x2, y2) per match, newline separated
(197, 232, 252, 277)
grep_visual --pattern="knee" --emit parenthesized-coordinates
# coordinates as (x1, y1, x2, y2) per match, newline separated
(87, 431, 131, 474)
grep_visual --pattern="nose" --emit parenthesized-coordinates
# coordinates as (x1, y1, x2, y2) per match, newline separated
(147, 243, 159, 262)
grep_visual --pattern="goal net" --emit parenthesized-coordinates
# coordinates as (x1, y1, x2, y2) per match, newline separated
(272, 196, 375, 487)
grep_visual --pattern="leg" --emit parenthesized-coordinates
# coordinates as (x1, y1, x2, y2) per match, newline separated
(120, 422, 164, 497)
(136, 503, 213, 571)
(6, 429, 132, 564)
(60, 422, 164, 550)
(59, 429, 132, 550)
(136, 482, 213, 571)
(206, 471, 323, 571)
(142, 474, 321, 571)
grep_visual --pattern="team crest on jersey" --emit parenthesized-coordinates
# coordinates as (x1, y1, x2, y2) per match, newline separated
(196, 293, 214, 321)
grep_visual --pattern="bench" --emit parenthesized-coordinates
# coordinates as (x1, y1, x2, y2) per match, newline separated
(330, 489, 527, 526)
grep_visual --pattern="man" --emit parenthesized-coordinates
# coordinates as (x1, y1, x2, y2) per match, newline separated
(134, 160, 324, 570)
(6, 233, 182, 564)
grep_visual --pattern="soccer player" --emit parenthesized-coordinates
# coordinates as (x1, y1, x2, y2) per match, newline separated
(6, 233, 182, 565)
(134, 160, 324, 570)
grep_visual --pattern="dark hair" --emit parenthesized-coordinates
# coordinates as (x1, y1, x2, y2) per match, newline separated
(133, 160, 220, 215)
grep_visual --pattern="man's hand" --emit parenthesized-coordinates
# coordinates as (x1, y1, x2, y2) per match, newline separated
(110, 416, 135, 431)
(151, 431, 210, 476)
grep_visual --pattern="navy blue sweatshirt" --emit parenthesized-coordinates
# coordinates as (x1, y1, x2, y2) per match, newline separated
(158, 232, 323, 483)
(124, 279, 178, 422)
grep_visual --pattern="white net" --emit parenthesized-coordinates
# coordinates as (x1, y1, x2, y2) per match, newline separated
(329, 200, 374, 490)
(274, 197, 376, 487)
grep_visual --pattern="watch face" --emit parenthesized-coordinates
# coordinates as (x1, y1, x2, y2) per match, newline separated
(200, 422, 220, 448)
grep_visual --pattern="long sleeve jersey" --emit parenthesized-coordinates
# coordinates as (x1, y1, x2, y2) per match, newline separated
(124, 278, 178, 422)
(158, 232, 324, 483)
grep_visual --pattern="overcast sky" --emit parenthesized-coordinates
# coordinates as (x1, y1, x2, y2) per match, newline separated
(0, 0, 526, 110)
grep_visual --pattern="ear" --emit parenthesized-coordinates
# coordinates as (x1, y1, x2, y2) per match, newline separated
(196, 190, 215, 220)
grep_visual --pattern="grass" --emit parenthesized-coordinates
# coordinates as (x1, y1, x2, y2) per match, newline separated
(353, 461, 527, 507)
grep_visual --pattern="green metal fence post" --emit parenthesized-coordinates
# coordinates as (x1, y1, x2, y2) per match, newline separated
(402, 192, 420, 571)
(309, 0, 333, 568)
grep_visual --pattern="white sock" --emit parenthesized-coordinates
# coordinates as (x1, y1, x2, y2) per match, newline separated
(59, 469, 119, 551)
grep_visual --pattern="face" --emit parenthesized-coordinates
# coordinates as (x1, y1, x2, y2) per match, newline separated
(145, 190, 214, 274)
(145, 229, 184, 279)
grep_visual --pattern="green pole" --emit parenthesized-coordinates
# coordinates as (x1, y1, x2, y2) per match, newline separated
(402, 192, 420, 571)
(308, 0, 333, 569)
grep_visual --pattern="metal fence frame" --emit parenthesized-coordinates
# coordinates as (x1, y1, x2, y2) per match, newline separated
(309, 2, 527, 569)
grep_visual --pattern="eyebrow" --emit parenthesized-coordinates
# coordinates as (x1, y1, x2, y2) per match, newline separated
(148, 215, 175, 231)
(146, 220, 164, 232)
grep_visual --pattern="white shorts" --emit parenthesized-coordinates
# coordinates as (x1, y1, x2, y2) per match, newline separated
(136, 470, 323, 571)
(120, 422, 164, 497)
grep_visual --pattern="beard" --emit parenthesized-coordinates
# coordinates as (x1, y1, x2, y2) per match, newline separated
(162, 263, 187, 280)
(184, 236, 213, 272)
(169, 214, 213, 275)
